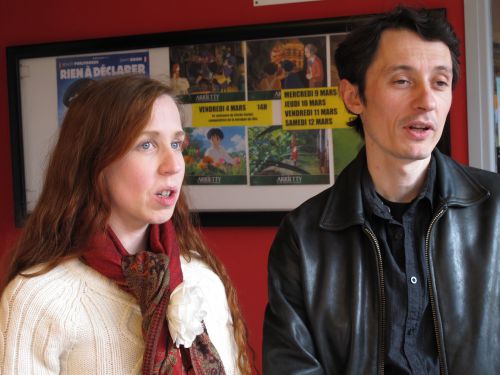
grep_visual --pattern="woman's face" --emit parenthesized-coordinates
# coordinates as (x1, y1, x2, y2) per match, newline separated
(104, 95, 185, 234)
(210, 134, 221, 147)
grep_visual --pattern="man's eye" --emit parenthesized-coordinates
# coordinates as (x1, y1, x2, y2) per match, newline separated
(394, 79, 410, 85)
(172, 141, 182, 150)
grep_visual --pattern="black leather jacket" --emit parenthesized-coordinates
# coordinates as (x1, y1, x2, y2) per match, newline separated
(263, 149, 500, 375)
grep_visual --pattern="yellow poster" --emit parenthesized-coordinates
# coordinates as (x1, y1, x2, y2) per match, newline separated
(192, 100, 273, 127)
(281, 87, 354, 130)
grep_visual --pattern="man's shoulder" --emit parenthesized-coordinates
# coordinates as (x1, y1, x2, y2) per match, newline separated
(463, 164, 500, 184)
(462, 165, 500, 199)
(439, 152, 500, 188)
(282, 185, 336, 231)
(284, 152, 364, 228)
(294, 185, 334, 211)
(436, 152, 500, 202)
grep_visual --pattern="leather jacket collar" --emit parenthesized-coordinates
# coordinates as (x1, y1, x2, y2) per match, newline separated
(320, 148, 490, 231)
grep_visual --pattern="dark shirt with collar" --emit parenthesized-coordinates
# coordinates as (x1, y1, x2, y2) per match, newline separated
(361, 157, 440, 375)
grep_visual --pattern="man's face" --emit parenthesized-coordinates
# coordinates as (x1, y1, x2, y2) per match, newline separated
(356, 29, 453, 166)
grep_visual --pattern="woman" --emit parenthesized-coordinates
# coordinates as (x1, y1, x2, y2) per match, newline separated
(205, 128, 235, 166)
(0, 75, 252, 375)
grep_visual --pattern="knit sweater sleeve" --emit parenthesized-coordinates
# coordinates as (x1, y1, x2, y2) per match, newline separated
(0, 269, 77, 374)
(1, 260, 144, 375)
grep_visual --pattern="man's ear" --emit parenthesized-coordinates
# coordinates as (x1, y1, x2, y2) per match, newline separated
(339, 79, 363, 115)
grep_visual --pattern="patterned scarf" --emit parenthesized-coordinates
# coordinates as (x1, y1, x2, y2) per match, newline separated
(81, 221, 226, 375)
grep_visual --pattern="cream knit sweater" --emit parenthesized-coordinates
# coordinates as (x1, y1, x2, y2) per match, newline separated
(0, 257, 238, 375)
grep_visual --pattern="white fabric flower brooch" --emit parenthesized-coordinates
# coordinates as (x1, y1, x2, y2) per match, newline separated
(167, 281, 207, 348)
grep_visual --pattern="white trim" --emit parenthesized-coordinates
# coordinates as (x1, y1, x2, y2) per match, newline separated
(253, 0, 320, 6)
(464, 0, 497, 171)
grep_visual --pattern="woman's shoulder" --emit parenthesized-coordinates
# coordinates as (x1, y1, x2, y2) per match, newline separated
(1, 259, 143, 374)
(1, 259, 131, 310)
(6, 258, 93, 288)
(3, 259, 82, 297)
(0, 260, 87, 334)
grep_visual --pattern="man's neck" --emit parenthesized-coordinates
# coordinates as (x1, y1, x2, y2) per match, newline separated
(366, 154, 431, 203)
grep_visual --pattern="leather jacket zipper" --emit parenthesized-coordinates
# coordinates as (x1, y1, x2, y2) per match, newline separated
(363, 225, 385, 375)
(362, 204, 447, 375)
(425, 205, 448, 375)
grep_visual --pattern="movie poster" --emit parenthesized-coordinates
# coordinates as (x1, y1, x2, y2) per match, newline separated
(248, 126, 329, 185)
(246, 36, 327, 100)
(56, 52, 150, 125)
(183, 126, 247, 185)
(169, 42, 245, 103)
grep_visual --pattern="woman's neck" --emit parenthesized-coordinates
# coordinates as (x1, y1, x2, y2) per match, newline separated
(108, 222, 149, 255)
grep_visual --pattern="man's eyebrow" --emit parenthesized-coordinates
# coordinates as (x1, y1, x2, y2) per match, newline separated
(433, 66, 453, 74)
(386, 64, 413, 72)
(386, 65, 453, 74)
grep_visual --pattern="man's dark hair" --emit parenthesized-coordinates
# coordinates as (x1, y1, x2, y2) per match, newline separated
(334, 6, 460, 135)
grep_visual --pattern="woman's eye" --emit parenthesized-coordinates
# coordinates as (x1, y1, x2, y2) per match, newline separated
(172, 141, 182, 150)
(140, 141, 153, 150)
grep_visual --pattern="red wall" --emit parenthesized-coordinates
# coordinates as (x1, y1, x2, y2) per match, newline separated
(0, 0, 466, 372)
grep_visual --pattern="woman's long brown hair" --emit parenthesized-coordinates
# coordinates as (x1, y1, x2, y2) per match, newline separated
(5, 75, 253, 374)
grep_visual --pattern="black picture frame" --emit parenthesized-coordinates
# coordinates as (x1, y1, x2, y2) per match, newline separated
(7, 10, 450, 228)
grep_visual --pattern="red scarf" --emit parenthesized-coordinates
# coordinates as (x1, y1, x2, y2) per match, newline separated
(81, 221, 225, 375)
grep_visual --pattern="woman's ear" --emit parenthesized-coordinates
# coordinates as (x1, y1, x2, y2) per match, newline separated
(339, 79, 363, 115)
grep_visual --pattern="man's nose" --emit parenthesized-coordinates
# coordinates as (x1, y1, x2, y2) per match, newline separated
(414, 83, 437, 112)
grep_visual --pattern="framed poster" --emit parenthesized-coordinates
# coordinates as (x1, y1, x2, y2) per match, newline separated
(7, 10, 449, 227)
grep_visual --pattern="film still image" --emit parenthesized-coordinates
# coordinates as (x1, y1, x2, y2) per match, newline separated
(248, 126, 329, 185)
(169, 43, 245, 102)
(246, 36, 327, 100)
(182, 126, 247, 185)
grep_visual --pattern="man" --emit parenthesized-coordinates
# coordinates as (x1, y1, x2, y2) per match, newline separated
(263, 6, 500, 375)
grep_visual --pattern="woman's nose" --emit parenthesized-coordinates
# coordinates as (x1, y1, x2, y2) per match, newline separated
(159, 149, 184, 175)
